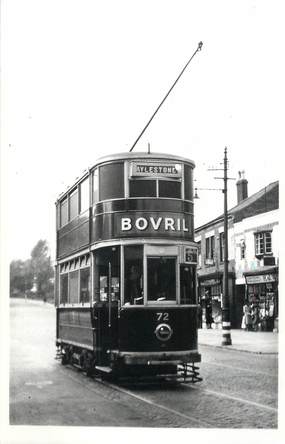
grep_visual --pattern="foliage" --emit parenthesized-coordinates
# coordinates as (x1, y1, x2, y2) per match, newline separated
(10, 240, 54, 301)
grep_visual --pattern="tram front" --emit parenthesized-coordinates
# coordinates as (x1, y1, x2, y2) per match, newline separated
(92, 152, 201, 382)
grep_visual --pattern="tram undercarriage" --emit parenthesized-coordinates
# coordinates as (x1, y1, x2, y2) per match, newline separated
(56, 342, 202, 384)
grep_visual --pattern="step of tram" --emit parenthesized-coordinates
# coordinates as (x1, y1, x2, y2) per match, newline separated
(95, 366, 113, 373)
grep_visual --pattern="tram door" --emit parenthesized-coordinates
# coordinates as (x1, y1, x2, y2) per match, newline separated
(94, 247, 120, 365)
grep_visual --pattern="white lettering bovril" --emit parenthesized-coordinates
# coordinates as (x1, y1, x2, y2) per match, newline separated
(121, 217, 189, 232)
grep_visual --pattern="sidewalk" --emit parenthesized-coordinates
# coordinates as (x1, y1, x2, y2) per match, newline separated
(198, 328, 278, 354)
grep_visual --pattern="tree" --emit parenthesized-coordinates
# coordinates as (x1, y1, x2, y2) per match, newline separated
(10, 239, 54, 301)
(30, 240, 54, 301)
(10, 259, 33, 297)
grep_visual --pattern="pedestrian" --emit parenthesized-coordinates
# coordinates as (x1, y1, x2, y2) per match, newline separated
(205, 299, 213, 329)
(251, 304, 259, 331)
(241, 302, 252, 331)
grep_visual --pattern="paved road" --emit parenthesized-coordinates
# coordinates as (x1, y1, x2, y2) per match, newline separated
(9, 299, 278, 428)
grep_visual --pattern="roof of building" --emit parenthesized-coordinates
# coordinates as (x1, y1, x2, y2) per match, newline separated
(195, 180, 279, 232)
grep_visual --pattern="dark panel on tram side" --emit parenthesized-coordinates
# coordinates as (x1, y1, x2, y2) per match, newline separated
(93, 212, 194, 242)
(94, 198, 193, 216)
(57, 307, 94, 350)
(57, 211, 90, 259)
(93, 304, 119, 365)
(118, 306, 198, 352)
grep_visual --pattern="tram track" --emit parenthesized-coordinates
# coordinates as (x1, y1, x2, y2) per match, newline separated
(59, 363, 277, 428)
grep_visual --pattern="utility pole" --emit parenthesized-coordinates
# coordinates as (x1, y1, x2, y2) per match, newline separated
(195, 147, 234, 346)
(222, 147, 232, 345)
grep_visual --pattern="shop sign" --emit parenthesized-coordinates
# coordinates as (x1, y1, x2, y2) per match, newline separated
(246, 274, 277, 284)
(131, 162, 181, 178)
(201, 279, 220, 286)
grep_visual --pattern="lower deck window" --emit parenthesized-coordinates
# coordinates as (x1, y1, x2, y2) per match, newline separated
(94, 247, 120, 302)
(69, 270, 79, 303)
(180, 265, 196, 304)
(60, 274, 68, 303)
(80, 268, 90, 303)
(147, 257, 176, 301)
(124, 245, 143, 304)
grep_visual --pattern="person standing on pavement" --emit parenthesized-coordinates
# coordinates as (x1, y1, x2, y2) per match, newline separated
(241, 302, 252, 331)
(251, 303, 260, 331)
(205, 297, 213, 329)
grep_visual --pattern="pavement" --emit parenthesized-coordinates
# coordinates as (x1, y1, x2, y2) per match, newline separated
(198, 327, 278, 354)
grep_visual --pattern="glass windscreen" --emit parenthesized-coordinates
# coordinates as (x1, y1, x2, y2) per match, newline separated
(147, 257, 176, 301)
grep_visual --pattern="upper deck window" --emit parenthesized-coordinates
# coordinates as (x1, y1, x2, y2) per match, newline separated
(184, 164, 193, 201)
(159, 180, 181, 198)
(80, 177, 89, 213)
(99, 162, 124, 201)
(129, 180, 156, 197)
(60, 198, 68, 227)
(128, 161, 184, 199)
(69, 189, 79, 220)
(93, 169, 99, 203)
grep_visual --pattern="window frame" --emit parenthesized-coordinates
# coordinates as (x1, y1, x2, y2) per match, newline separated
(255, 231, 272, 257)
(205, 235, 215, 262)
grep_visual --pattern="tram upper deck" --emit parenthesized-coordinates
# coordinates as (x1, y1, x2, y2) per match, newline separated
(56, 152, 195, 261)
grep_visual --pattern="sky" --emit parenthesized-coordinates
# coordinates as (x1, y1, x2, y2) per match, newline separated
(1, 0, 283, 261)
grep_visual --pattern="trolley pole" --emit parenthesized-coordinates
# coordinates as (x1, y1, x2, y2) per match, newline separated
(222, 147, 232, 345)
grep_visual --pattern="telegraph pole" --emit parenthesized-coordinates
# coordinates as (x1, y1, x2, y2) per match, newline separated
(195, 147, 234, 346)
(222, 147, 232, 345)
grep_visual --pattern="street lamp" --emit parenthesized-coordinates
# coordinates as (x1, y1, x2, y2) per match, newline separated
(195, 147, 233, 346)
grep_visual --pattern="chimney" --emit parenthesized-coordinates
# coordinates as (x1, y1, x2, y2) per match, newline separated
(236, 170, 248, 204)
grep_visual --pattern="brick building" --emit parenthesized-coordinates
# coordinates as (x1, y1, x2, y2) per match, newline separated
(195, 177, 279, 330)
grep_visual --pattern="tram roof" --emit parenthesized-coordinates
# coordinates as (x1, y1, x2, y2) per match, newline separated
(56, 151, 195, 201)
(94, 152, 195, 168)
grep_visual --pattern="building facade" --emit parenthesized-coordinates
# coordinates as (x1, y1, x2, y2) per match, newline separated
(195, 178, 279, 330)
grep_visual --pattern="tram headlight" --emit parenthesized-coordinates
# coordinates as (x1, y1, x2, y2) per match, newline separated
(154, 323, 173, 342)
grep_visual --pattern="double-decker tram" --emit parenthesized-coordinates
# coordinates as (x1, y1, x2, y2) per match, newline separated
(55, 152, 202, 383)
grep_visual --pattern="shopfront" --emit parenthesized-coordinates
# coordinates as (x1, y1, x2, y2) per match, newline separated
(244, 267, 278, 331)
(198, 275, 223, 328)
(198, 272, 237, 328)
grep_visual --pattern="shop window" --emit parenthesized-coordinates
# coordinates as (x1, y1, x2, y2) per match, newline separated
(184, 164, 193, 200)
(69, 270, 79, 303)
(80, 177, 89, 213)
(219, 232, 225, 262)
(255, 232, 272, 256)
(159, 180, 181, 198)
(80, 268, 90, 303)
(147, 257, 176, 302)
(99, 163, 124, 201)
(180, 265, 196, 304)
(60, 274, 68, 303)
(69, 189, 79, 220)
(129, 179, 156, 197)
(124, 245, 143, 304)
(60, 198, 68, 227)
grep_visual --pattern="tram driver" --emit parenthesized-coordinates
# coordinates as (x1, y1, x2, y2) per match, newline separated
(125, 265, 143, 305)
